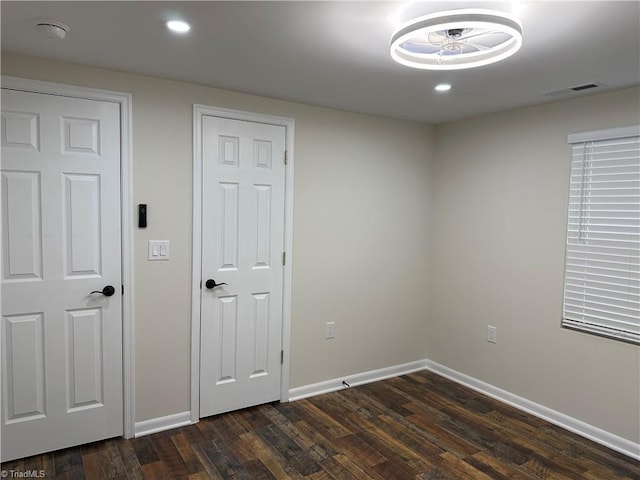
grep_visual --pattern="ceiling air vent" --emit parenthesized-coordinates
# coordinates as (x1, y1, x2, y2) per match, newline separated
(542, 82, 606, 98)
(571, 83, 599, 91)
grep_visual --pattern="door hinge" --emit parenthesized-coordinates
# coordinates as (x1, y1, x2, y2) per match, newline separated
(280, 350, 284, 365)
(282, 251, 286, 265)
(200, 279, 202, 289)
(122, 284, 124, 296)
(284, 150, 288, 165)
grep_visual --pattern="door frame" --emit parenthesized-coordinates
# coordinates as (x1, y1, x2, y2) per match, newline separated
(191, 105, 294, 422)
(1, 76, 135, 439)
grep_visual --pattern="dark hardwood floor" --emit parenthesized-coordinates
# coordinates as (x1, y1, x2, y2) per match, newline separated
(2, 370, 639, 479)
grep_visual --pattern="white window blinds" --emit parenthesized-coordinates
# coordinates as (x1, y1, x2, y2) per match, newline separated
(563, 126, 640, 344)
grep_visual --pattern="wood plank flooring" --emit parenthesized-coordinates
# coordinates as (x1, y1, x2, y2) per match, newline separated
(2, 370, 639, 479)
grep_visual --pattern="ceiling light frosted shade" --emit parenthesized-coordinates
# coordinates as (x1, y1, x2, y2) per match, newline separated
(390, 9, 523, 70)
(166, 20, 191, 33)
(435, 84, 452, 92)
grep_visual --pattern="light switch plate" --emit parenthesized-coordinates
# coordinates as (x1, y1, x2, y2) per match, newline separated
(148, 240, 170, 261)
(487, 325, 497, 343)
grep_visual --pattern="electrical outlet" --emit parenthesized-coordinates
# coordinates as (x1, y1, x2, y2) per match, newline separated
(325, 322, 336, 339)
(487, 325, 497, 343)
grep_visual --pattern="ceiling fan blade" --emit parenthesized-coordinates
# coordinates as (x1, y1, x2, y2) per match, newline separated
(466, 42, 491, 51)
(459, 30, 501, 41)
(427, 31, 447, 45)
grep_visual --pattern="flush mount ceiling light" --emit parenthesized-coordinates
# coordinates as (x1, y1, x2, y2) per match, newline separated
(390, 9, 523, 70)
(35, 19, 69, 40)
(166, 20, 191, 33)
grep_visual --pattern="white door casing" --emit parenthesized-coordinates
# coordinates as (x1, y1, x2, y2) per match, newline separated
(192, 106, 294, 420)
(1, 78, 133, 461)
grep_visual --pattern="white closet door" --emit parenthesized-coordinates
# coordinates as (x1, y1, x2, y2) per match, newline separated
(1, 89, 123, 461)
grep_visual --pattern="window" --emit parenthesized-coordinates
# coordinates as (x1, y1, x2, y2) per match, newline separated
(562, 126, 640, 344)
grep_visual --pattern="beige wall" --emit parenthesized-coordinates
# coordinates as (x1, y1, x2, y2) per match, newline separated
(3, 53, 638, 445)
(429, 87, 640, 443)
(1, 53, 434, 422)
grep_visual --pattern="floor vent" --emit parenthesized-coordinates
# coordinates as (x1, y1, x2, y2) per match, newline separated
(542, 82, 606, 98)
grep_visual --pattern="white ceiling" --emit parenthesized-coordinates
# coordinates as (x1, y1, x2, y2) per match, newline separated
(2, 1, 639, 124)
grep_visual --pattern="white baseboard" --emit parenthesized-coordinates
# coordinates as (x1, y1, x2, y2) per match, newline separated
(131, 360, 639, 461)
(134, 411, 192, 437)
(424, 360, 640, 461)
(288, 360, 427, 401)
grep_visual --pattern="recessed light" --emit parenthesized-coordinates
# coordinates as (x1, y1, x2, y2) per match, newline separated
(166, 20, 191, 34)
(435, 83, 452, 92)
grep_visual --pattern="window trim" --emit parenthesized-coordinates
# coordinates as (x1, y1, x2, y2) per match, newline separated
(568, 125, 640, 144)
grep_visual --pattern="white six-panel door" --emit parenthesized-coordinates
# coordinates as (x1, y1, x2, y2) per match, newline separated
(200, 116, 286, 417)
(1, 89, 123, 461)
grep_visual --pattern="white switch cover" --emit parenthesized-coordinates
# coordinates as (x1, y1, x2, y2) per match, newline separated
(487, 325, 497, 343)
(148, 240, 170, 261)
(325, 322, 336, 339)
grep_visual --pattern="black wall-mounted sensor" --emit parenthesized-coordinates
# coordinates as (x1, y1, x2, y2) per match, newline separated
(138, 204, 147, 228)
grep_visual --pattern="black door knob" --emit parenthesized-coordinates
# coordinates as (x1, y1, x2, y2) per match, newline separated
(90, 285, 116, 297)
(205, 279, 227, 289)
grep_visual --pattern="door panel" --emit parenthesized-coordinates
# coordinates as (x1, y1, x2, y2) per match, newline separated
(63, 174, 102, 277)
(1, 89, 122, 462)
(200, 116, 285, 417)
(2, 313, 46, 422)
(65, 307, 104, 410)
(2, 171, 43, 281)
